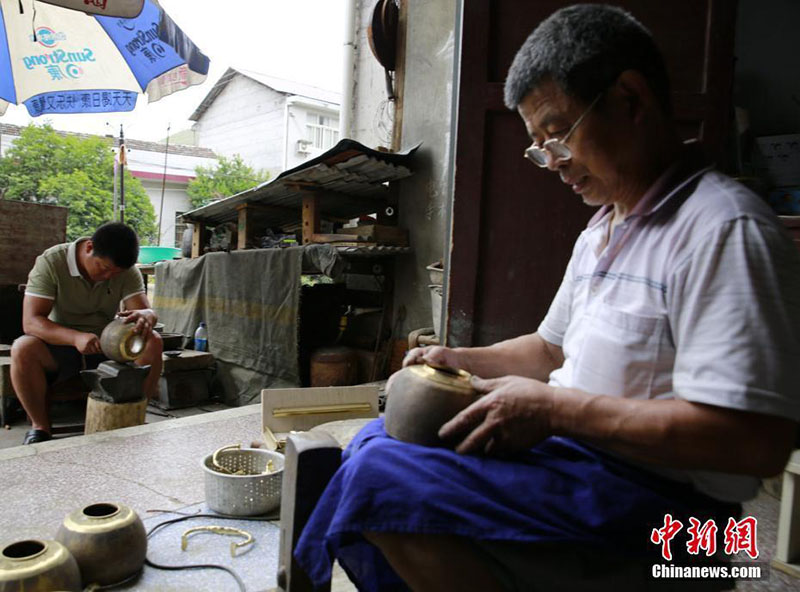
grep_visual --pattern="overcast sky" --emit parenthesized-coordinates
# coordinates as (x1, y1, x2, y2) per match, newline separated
(1, 0, 347, 142)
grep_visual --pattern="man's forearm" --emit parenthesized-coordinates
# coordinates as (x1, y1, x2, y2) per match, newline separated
(456, 333, 561, 381)
(23, 315, 85, 346)
(551, 387, 796, 477)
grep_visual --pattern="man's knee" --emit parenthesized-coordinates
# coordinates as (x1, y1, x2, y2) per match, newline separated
(136, 330, 162, 366)
(145, 330, 162, 355)
(11, 335, 48, 367)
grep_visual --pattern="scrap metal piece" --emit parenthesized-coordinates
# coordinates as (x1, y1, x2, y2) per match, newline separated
(211, 443, 278, 476)
(262, 425, 280, 452)
(211, 444, 243, 474)
(181, 525, 254, 558)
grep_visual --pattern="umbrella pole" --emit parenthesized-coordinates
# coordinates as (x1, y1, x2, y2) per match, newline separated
(113, 150, 118, 221)
(119, 125, 125, 224)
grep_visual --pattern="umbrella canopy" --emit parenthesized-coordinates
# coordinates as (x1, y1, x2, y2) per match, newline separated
(37, 0, 145, 18)
(0, 0, 209, 117)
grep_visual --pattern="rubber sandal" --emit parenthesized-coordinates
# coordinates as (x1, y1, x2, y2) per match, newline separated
(22, 429, 52, 445)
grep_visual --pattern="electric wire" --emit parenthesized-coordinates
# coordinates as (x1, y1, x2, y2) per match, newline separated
(88, 511, 277, 591)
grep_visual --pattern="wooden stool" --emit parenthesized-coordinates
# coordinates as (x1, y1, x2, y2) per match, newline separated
(47, 375, 90, 435)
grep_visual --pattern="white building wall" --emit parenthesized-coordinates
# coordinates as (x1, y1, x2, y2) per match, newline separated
(349, 4, 394, 150)
(0, 133, 14, 158)
(285, 101, 340, 170)
(126, 146, 217, 246)
(138, 179, 192, 247)
(349, 2, 458, 336)
(192, 75, 285, 177)
(127, 148, 211, 180)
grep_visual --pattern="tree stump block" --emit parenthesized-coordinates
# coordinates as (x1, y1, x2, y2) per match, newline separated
(85, 396, 147, 435)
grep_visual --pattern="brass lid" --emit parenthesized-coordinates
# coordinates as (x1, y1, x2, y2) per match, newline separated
(408, 364, 474, 394)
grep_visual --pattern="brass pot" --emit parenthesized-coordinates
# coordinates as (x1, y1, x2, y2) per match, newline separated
(0, 539, 81, 592)
(55, 502, 147, 587)
(384, 364, 478, 446)
(99, 319, 146, 362)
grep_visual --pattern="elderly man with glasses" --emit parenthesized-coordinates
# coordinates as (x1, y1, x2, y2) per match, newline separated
(295, 5, 800, 591)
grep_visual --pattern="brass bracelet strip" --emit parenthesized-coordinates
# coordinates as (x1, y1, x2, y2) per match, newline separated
(181, 525, 254, 558)
(271, 403, 373, 417)
(211, 444, 241, 474)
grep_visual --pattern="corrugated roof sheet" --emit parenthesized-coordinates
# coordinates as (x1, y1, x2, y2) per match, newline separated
(180, 139, 419, 227)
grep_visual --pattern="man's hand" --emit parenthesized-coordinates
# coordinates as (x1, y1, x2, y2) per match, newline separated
(403, 345, 465, 370)
(74, 332, 102, 355)
(117, 309, 157, 335)
(438, 375, 556, 455)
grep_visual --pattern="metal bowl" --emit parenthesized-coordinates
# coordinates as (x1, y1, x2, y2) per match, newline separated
(55, 502, 146, 587)
(202, 447, 284, 516)
(385, 364, 478, 446)
(0, 539, 81, 592)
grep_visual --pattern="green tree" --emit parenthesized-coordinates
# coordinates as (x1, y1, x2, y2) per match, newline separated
(187, 154, 269, 209)
(0, 124, 157, 243)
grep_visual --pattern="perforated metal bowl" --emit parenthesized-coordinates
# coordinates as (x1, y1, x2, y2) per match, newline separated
(202, 447, 284, 516)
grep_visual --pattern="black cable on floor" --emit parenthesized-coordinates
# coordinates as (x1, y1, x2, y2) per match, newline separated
(93, 511, 277, 591)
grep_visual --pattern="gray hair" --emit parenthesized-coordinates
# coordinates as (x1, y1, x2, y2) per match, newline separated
(504, 4, 671, 114)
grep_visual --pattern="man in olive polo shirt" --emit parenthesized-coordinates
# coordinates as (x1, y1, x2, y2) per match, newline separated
(10, 222, 163, 445)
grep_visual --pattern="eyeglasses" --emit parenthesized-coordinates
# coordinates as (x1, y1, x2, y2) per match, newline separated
(523, 92, 603, 168)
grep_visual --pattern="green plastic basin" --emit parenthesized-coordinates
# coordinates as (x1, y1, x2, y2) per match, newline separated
(138, 246, 181, 264)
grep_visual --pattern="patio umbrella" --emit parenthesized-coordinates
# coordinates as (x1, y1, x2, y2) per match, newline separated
(37, 0, 145, 19)
(0, 0, 210, 117)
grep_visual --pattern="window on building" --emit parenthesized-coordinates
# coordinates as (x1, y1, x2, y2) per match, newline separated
(174, 212, 187, 248)
(306, 113, 339, 151)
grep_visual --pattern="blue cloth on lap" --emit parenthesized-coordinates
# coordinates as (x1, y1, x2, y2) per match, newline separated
(294, 418, 738, 591)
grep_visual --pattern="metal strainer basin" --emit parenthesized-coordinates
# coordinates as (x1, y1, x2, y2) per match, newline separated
(202, 447, 284, 516)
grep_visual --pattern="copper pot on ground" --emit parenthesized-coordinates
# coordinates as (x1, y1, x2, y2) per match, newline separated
(99, 319, 146, 363)
(0, 539, 81, 591)
(55, 502, 147, 587)
(384, 364, 479, 446)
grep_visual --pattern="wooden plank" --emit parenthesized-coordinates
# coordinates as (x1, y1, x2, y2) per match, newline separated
(391, 0, 408, 153)
(0, 201, 68, 285)
(236, 204, 254, 250)
(301, 193, 321, 245)
(261, 385, 379, 436)
(335, 224, 408, 246)
(191, 222, 205, 258)
(311, 233, 361, 243)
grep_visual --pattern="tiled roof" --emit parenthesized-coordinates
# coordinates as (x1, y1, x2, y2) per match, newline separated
(189, 67, 341, 122)
(0, 122, 216, 158)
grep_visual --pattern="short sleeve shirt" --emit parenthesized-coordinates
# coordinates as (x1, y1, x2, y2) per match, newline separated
(25, 238, 145, 336)
(537, 156, 800, 502)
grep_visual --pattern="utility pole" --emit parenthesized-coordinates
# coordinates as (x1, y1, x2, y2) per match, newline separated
(119, 125, 126, 224)
(157, 123, 171, 245)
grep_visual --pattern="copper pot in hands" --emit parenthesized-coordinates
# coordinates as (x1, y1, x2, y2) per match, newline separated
(99, 319, 146, 363)
(384, 364, 478, 447)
